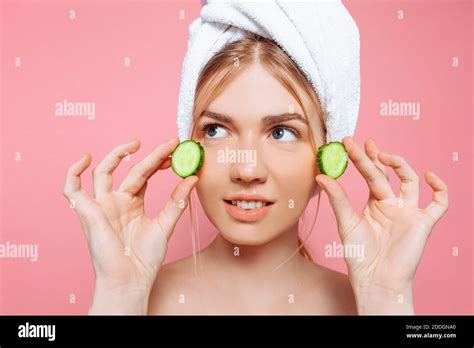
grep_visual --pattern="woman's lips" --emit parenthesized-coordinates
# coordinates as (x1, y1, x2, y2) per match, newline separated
(223, 200, 274, 222)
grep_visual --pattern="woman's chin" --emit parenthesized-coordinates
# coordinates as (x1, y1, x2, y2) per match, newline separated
(218, 227, 278, 246)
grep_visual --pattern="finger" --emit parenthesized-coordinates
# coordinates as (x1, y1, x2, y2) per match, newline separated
(342, 137, 395, 200)
(377, 152, 419, 204)
(136, 181, 148, 201)
(364, 138, 389, 181)
(118, 137, 179, 196)
(158, 157, 172, 170)
(154, 175, 199, 241)
(316, 174, 359, 239)
(63, 153, 94, 208)
(424, 171, 448, 222)
(93, 139, 141, 198)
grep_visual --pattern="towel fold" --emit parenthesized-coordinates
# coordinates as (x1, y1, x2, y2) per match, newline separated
(177, 0, 360, 144)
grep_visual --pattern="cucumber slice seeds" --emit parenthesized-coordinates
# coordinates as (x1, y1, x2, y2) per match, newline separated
(171, 140, 205, 178)
(317, 141, 348, 179)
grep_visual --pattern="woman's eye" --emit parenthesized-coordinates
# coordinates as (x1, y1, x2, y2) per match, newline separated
(271, 127, 297, 142)
(205, 124, 228, 138)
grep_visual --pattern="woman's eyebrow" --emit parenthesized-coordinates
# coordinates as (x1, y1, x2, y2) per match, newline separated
(262, 113, 308, 125)
(200, 110, 308, 125)
(200, 111, 234, 124)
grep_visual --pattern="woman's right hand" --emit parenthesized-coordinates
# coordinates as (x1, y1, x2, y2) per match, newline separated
(63, 137, 198, 314)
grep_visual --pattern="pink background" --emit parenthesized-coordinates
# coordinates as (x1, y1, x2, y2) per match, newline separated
(1, 0, 472, 314)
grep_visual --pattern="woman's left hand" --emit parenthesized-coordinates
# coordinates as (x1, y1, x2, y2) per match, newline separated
(315, 137, 449, 314)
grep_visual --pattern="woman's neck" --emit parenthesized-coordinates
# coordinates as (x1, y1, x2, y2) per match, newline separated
(198, 223, 308, 293)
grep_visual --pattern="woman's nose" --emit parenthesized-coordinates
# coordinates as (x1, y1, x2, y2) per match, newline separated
(230, 161, 267, 184)
(228, 143, 268, 184)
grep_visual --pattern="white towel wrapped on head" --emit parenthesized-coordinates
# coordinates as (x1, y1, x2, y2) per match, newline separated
(177, 0, 360, 144)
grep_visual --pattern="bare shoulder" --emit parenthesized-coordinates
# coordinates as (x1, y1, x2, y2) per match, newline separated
(148, 255, 202, 315)
(298, 259, 357, 315)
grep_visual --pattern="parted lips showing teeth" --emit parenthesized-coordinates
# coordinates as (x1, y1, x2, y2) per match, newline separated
(224, 200, 274, 210)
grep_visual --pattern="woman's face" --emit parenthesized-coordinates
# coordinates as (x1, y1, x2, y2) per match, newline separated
(193, 63, 319, 245)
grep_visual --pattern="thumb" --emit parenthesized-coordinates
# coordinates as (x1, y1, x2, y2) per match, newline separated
(316, 174, 358, 238)
(155, 175, 199, 241)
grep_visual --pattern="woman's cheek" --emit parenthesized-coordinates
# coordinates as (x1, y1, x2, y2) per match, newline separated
(195, 146, 227, 206)
(272, 150, 316, 209)
(195, 172, 220, 222)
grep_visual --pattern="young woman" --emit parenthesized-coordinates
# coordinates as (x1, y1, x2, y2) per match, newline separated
(63, 34, 449, 315)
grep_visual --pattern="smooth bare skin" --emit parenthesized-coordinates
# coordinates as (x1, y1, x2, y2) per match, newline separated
(64, 63, 448, 315)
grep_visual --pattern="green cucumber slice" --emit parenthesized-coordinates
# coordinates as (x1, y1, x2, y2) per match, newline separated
(317, 141, 348, 179)
(171, 140, 205, 178)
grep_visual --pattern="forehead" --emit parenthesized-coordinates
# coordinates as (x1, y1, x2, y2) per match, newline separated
(206, 63, 305, 120)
